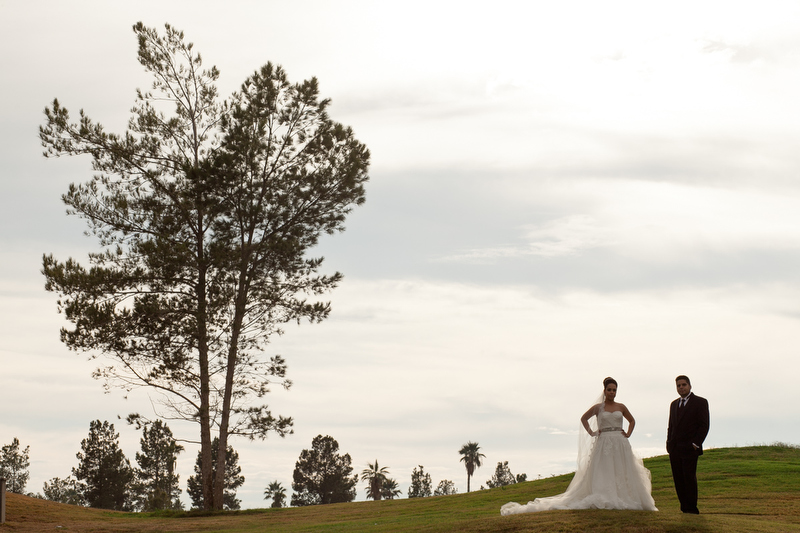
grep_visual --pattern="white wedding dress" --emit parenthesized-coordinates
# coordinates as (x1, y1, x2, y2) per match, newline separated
(501, 408, 657, 514)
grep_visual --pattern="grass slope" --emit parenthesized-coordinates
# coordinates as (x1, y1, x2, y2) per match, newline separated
(2, 445, 799, 532)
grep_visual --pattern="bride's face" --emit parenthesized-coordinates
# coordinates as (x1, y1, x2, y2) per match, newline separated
(604, 384, 617, 401)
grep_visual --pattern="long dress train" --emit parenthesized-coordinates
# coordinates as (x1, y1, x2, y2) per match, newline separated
(501, 409, 657, 514)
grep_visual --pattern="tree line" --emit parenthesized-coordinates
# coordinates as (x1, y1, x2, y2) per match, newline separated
(2, 433, 525, 509)
(1, 421, 241, 511)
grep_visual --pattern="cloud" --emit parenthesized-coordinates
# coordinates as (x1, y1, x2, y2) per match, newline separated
(698, 30, 800, 67)
(438, 214, 610, 262)
(428, 176, 800, 288)
(701, 39, 773, 64)
(537, 426, 576, 436)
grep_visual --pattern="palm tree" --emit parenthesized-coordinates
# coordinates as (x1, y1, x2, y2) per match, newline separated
(263, 480, 287, 508)
(458, 441, 486, 493)
(380, 477, 402, 500)
(361, 460, 389, 501)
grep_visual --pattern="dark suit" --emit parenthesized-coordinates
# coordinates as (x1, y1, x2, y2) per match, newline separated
(666, 392, 709, 513)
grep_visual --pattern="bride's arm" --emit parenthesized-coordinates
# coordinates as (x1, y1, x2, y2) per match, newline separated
(580, 404, 599, 436)
(622, 404, 635, 438)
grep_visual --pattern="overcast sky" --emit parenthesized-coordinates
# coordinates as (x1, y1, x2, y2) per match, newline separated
(2, 0, 800, 509)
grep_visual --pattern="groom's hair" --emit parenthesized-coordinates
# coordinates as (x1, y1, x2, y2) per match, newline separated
(675, 375, 691, 385)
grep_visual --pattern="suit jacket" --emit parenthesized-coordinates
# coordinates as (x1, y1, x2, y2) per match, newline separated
(666, 393, 710, 456)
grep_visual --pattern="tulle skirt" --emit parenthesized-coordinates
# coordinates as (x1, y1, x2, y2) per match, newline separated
(501, 432, 657, 515)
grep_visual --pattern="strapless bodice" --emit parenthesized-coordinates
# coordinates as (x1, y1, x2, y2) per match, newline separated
(598, 410, 623, 430)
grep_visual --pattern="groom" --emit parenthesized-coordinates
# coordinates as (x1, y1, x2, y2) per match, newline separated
(666, 375, 710, 514)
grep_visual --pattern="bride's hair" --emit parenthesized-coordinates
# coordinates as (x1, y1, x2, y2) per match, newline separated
(603, 377, 617, 388)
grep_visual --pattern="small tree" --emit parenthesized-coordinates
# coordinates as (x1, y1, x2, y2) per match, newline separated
(381, 477, 402, 500)
(486, 461, 526, 488)
(291, 435, 356, 506)
(360, 460, 389, 501)
(264, 480, 287, 508)
(73, 420, 134, 510)
(42, 476, 86, 506)
(458, 441, 486, 493)
(186, 437, 244, 510)
(407, 465, 432, 498)
(433, 479, 458, 496)
(0, 438, 31, 494)
(133, 420, 184, 511)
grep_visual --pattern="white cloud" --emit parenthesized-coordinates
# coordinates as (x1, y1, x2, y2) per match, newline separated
(438, 214, 610, 261)
(435, 177, 800, 268)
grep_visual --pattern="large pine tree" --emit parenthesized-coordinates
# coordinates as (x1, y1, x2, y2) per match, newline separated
(39, 22, 369, 510)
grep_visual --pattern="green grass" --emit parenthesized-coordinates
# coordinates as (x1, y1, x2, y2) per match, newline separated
(3, 445, 800, 532)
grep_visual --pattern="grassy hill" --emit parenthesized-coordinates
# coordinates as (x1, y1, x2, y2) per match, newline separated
(3, 445, 799, 532)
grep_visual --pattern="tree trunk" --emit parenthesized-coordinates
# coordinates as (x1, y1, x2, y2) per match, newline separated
(196, 217, 215, 510)
(214, 209, 257, 508)
(214, 265, 251, 508)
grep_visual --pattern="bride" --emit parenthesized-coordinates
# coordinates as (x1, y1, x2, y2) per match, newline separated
(501, 377, 657, 514)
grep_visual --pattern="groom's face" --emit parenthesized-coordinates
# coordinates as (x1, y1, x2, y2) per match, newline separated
(676, 379, 691, 398)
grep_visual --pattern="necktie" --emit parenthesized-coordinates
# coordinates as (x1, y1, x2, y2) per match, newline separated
(679, 398, 686, 408)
